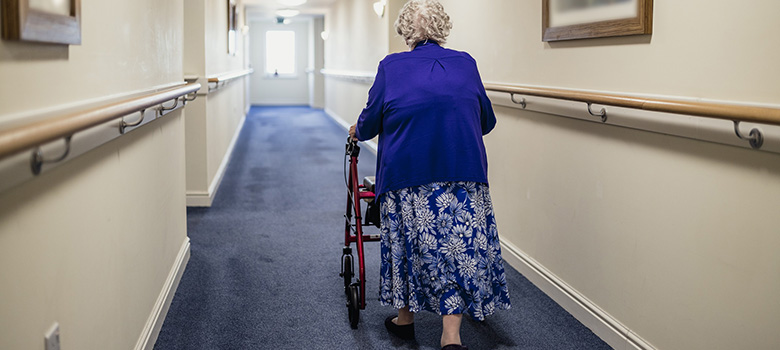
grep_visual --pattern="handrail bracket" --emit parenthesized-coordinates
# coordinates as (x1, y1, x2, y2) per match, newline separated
(120, 110, 146, 134)
(510, 93, 527, 109)
(31, 135, 72, 175)
(158, 99, 180, 116)
(587, 103, 608, 123)
(733, 121, 763, 149)
(181, 93, 197, 105)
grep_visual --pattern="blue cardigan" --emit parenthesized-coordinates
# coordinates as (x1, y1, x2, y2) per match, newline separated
(355, 41, 496, 196)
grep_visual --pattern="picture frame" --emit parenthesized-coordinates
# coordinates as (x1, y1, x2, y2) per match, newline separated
(227, 0, 237, 55)
(542, 0, 652, 42)
(1, 0, 81, 44)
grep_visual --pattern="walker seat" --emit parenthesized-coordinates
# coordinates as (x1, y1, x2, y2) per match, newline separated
(362, 176, 376, 197)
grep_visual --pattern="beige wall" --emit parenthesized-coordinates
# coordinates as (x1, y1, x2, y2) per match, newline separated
(323, 0, 392, 126)
(323, 1, 780, 349)
(205, 0, 245, 76)
(185, 98, 209, 192)
(309, 17, 326, 109)
(184, 0, 249, 206)
(0, 0, 188, 349)
(324, 0, 389, 72)
(206, 81, 246, 182)
(0, 0, 183, 120)
(324, 77, 374, 128)
(0, 114, 188, 350)
(385, 0, 408, 54)
(184, 0, 206, 76)
(446, 0, 779, 104)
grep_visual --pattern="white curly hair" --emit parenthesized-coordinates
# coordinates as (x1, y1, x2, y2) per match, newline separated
(394, 0, 453, 49)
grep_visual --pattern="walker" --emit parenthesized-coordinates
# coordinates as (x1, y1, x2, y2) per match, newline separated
(341, 137, 381, 329)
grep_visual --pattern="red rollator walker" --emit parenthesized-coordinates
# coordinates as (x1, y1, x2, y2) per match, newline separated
(341, 137, 381, 329)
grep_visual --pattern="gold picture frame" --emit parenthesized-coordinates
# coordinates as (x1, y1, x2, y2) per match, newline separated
(1, 0, 81, 44)
(543, 0, 652, 42)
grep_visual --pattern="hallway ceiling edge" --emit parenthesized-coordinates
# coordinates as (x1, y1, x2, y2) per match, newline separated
(244, 0, 336, 17)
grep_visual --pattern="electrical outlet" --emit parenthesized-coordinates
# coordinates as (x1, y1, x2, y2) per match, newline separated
(44, 322, 60, 350)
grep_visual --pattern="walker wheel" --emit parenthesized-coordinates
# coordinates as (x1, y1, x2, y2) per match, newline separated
(341, 254, 353, 294)
(347, 283, 360, 329)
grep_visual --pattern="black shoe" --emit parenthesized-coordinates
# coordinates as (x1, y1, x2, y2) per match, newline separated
(441, 345, 468, 350)
(384, 315, 415, 340)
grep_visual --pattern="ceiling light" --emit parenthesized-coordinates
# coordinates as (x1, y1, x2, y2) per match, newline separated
(275, 9, 300, 17)
(277, 0, 307, 6)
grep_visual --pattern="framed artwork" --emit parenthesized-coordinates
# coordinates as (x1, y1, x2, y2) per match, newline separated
(1, 0, 81, 44)
(543, 0, 652, 42)
(227, 0, 237, 55)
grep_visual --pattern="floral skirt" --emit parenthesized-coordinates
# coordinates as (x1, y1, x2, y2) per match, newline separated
(378, 181, 511, 321)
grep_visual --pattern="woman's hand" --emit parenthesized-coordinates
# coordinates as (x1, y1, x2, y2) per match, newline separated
(349, 124, 358, 141)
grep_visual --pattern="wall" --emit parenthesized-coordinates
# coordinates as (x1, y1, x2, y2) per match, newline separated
(385, 0, 407, 54)
(309, 17, 325, 109)
(448, 0, 779, 105)
(0, 0, 188, 349)
(442, 1, 780, 349)
(323, 0, 780, 349)
(204, 0, 245, 77)
(183, 0, 206, 79)
(184, 0, 249, 206)
(206, 81, 245, 183)
(323, 0, 390, 126)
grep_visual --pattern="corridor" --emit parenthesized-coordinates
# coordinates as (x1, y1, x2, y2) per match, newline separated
(153, 107, 610, 349)
(1, 1, 779, 350)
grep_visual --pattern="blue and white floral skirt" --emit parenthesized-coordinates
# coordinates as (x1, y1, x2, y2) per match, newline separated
(378, 181, 511, 321)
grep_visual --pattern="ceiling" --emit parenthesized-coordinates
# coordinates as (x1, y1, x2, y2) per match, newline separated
(244, 0, 337, 18)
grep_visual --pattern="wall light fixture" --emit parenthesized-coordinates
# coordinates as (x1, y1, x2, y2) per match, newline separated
(373, 0, 386, 18)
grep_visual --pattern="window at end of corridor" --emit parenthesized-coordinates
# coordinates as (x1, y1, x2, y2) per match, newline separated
(266, 30, 296, 77)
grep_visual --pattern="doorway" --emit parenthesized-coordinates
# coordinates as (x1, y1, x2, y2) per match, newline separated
(249, 17, 314, 106)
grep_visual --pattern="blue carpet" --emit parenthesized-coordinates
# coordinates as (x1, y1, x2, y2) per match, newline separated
(154, 106, 612, 350)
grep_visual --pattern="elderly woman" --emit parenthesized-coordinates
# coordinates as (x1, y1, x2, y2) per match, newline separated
(349, 1, 510, 349)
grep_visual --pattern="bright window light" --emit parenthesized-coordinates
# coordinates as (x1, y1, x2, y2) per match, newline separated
(266, 30, 296, 76)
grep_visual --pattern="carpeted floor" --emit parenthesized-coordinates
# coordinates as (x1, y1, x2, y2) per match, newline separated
(153, 106, 612, 350)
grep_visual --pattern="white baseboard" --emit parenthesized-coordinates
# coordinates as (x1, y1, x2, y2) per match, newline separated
(323, 108, 378, 154)
(185, 191, 213, 207)
(135, 237, 191, 350)
(186, 114, 246, 207)
(499, 239, 655, 350)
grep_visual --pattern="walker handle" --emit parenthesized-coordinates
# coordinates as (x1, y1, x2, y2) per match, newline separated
(346, 135, 360, 157)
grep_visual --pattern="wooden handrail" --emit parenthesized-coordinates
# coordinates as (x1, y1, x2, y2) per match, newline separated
(315, 70, 780, 127)
(0, 83, 201, 160)
(484, 83, 780, 127)
(207, 69, 253, 83)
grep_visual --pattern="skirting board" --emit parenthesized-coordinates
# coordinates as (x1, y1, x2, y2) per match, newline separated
(499, 239, 655, 350)
(186, 115, 247, 207)
(323, 108, 378, 154)
(135, 237, 191, 350)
